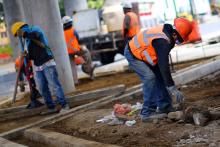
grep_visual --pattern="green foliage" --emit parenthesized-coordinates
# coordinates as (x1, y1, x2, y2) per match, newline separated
(0, 45, 12, 56)
(59, 0, 65, 17)
(88, 0, 104, 9)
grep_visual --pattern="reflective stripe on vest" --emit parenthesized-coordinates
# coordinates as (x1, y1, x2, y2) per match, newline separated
(129, 25, 170, 66)
(67, 37, 78, 52)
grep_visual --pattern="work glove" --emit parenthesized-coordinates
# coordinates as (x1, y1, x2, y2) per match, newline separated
(167, 85, 185, 103)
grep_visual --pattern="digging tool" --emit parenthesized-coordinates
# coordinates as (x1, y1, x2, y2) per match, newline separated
(12, 56, 25, 104)
(12, 37, 43, 107)
(12, 37, 29, 104)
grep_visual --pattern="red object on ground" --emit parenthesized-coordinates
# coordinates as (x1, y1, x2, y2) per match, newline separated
(114, 104, 132, 115)
(0, 53, 10, 60)
(188, 20, 202, 43)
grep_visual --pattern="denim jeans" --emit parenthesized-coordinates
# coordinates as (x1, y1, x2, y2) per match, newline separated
(124, 45, 172, 117)
(35, 65, 67, 109)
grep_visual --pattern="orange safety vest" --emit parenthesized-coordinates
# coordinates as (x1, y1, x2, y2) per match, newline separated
(122, 12, 140, 38)
(63, 27, 85, 65)
(63, 27, 81, 54)
(129, 25, 170, 66)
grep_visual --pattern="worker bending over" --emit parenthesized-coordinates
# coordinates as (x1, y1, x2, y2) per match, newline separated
(124, 17, 193, 121)
(11, 22, 69, 114)
(122, 2, 140, 44)
(62, 16, 95, 84)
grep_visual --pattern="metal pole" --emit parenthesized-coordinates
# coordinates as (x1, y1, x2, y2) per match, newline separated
(21, 0, 75, 94)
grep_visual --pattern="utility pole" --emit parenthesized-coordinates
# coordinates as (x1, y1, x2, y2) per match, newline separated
(2, 0, 25, 59)
(64, 0, 88, 16)
(21, 0, 75, 94)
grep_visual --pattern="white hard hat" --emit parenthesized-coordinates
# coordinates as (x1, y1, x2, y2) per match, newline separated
(121, 2, 132, 9)
(62, 16, 73, 25)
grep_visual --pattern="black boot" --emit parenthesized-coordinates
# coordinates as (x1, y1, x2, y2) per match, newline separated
(26, 87, 44, 109)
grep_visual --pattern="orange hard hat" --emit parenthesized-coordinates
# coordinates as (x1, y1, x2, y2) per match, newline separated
(174, 17, 192, 41)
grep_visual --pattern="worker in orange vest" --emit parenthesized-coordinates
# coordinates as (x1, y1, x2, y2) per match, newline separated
(15, 55, 43, 109)
(62, 16, 95, 84)
(122, 2, 140, 44)
(124, 17, 193, 122)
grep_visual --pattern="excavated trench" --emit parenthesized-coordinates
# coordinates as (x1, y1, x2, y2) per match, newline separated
(0, 59, 206, 135)
(10, 70, 220, 147)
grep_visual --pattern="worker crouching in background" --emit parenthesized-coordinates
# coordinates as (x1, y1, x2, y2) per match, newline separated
(124, 17, 193, 122)
(62, 16, 96, 84)
(11, 22, 70, 114)
(15, 56, 43, 109)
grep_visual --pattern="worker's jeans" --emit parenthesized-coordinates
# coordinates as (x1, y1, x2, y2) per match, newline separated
(124, 45, 172, 117)
(35, 65, 67, 109)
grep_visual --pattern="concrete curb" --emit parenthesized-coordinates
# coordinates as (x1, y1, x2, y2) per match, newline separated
(0, 137, 26, 147)
(0, 84, 126, 121)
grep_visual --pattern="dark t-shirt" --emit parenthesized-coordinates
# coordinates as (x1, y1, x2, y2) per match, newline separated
(152, 24, 175, 87)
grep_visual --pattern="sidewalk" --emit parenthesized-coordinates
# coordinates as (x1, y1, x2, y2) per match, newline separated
(0, 62, 17, 101)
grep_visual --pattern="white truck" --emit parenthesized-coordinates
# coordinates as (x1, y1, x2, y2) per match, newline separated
(73, 5, 125, 65)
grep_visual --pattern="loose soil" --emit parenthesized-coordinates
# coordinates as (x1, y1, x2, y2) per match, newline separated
(0, 57, 208, 109)
(44, 71, 220, 147)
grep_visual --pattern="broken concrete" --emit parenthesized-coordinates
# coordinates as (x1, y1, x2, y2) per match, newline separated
(174, 56, 220, 85)
(24, 128, 120, 147)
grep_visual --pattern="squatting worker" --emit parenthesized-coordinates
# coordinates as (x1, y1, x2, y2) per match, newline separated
(11, 22, 70, 114)
(62, 16, 96, 84)
(124, 17, 193, 121)
(121, 2, 140, 44)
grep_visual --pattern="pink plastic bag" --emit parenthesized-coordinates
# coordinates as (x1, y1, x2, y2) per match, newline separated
(114, 103, 132, 115)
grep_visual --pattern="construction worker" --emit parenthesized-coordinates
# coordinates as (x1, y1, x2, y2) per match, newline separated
(124, 17, 193, 122)
(11, 22, 69, 114)
(15, 56, 43, 109)
(122, 2, 140, 44)
(62, 16, 95, 84)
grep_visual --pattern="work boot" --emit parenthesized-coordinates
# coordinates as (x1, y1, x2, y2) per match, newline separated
(26, 100, 44, 109)
(89, 64, 97, 80)
(40, 108, 58, 115)
(59, 104, 70, 113)
(158, 106, 175, 114)
(141, 112, 168, 122)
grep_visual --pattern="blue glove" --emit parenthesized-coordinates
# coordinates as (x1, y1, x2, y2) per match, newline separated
(167, 86, 185, 103)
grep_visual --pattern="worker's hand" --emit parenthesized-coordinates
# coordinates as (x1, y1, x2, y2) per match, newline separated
(21, 50, 28, 58)
(167, 85, 185, 103)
